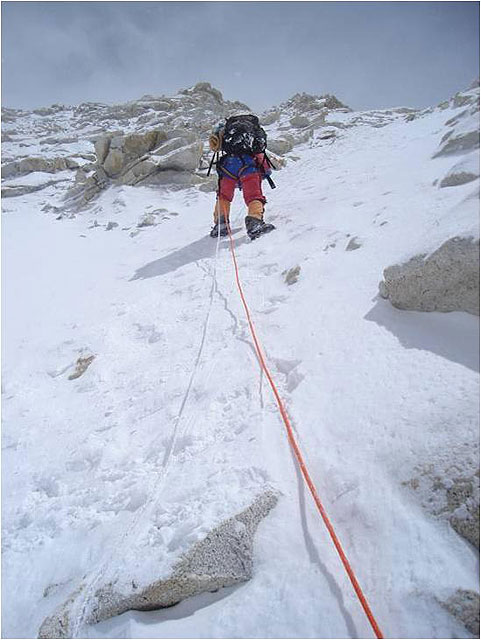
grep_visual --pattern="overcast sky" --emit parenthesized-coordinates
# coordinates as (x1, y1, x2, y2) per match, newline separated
(2, 1, 479, 112)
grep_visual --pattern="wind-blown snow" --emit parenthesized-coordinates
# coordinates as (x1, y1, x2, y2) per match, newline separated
(2, 88, 479, 639)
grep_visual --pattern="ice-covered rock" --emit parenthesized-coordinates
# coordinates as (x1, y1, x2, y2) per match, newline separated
(38, 491, 277, 639)
(379, 236, 480, 315)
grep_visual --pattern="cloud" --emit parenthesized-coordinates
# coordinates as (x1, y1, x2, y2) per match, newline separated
(2, 2, 479, 111)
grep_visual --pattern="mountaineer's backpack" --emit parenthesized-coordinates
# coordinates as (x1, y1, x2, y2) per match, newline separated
(221, 114, 267, 155)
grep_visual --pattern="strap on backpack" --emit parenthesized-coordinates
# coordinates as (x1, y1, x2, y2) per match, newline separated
(262, 152, 276, 189)
(207, 151, 219, 177)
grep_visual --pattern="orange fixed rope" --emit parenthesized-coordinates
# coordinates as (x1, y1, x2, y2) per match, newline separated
(225, 222, 384, 639)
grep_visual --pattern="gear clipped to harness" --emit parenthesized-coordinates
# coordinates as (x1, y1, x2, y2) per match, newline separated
(222, 114, 267, 156)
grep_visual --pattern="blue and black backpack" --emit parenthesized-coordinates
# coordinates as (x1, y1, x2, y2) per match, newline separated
(221, 114, 267, 155)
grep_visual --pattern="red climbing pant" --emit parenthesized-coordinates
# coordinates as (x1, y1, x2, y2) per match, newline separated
(214, 172, 266, 222)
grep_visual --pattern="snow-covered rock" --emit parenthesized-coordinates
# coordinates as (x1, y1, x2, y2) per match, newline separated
(433, 86, 480, 159)
(267, 137, 294, 155)
(379, 236, 479, 315)
(442, 589, 480, 636)
(2, 156, 78, 178)
(440, 152, 479, 187)
(38, 491, 277, 638)
(405, 458, 480, 549)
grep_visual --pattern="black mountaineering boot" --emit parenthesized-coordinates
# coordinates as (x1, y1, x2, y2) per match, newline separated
(245, 216, 276, 240)
(210, 217, 229, 238)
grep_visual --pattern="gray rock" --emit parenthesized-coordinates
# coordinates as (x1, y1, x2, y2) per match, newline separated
(121, 130, 166, 160)
(322, 94, 350, 110)
(404, 463, 479, 549)
(119, 160, 158, 186)
(346, 237, 362, 251)
(103, 149, 125, 177)
(105, 222, 118, 231)
(181, 82, 224, 104)
(40, 136, 79, 146)
(143, 170, 204, 188)
(197, 177, 218, 193)
(68, 355, 95, 381)
(261, 110, 280, 126)
(452, 91, 480, 109)
(448, 478, 480, 548)
(379, 236, 480, 315)
(153, 142, 203, 172)
(440, 171, 479, 188)
(2, 181, 66, 198)
(151, 136, 192, 158)
(267, 138, 294, 156)
(318, 129, 336, 141)
(442, 589, 480, 636)
(98, 130, 168, 178)
(433, 131, 480, 158)
(283, 265, 301, 285)
(137, 213, 157, 228)
(289, 115, 310, 129)
(2, 156, 78, 178)
(94, 136, 112, 164)
(164, 129, 198, 144)
(38, 491, 277, 638)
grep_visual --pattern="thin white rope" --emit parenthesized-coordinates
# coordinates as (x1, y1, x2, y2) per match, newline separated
(70, 203, 223, 637)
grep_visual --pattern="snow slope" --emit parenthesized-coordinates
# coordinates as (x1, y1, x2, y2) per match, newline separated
(2, 87, 479, 639)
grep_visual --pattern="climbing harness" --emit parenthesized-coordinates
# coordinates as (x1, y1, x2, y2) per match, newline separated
(224, 217, 384, 639)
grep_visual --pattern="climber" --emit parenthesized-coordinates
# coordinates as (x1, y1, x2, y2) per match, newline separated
(208, 114, 276, 240)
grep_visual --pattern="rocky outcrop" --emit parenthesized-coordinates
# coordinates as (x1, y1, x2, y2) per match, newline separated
(439, 154, 479, 188)
(434, 131, 480, 158)
(38, 491, 277, 639)
(448, 477, 480, 548)
(432, 85, 479, 160)
(261, 110, 280, 126)
(33, 104, 69, 117)
(267, 137, 294, 156)
(282, 92, 350, 114)
(404, 454, 479, 549)
(379, 236, 480, 315)
(2, 178, 71, 198)
(442, 589, 480, 636)
(1, 83, 353, 205)
(440, 170, 479, 188)
(64, 129, 204, 206)
(2, 82, 255, 204)
(2, 156, 79, 178)
(96, 130, 167, 178)
(290, 115, 310, 129)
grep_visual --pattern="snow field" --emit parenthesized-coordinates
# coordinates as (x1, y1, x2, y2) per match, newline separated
(2, 97, 479, 638)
